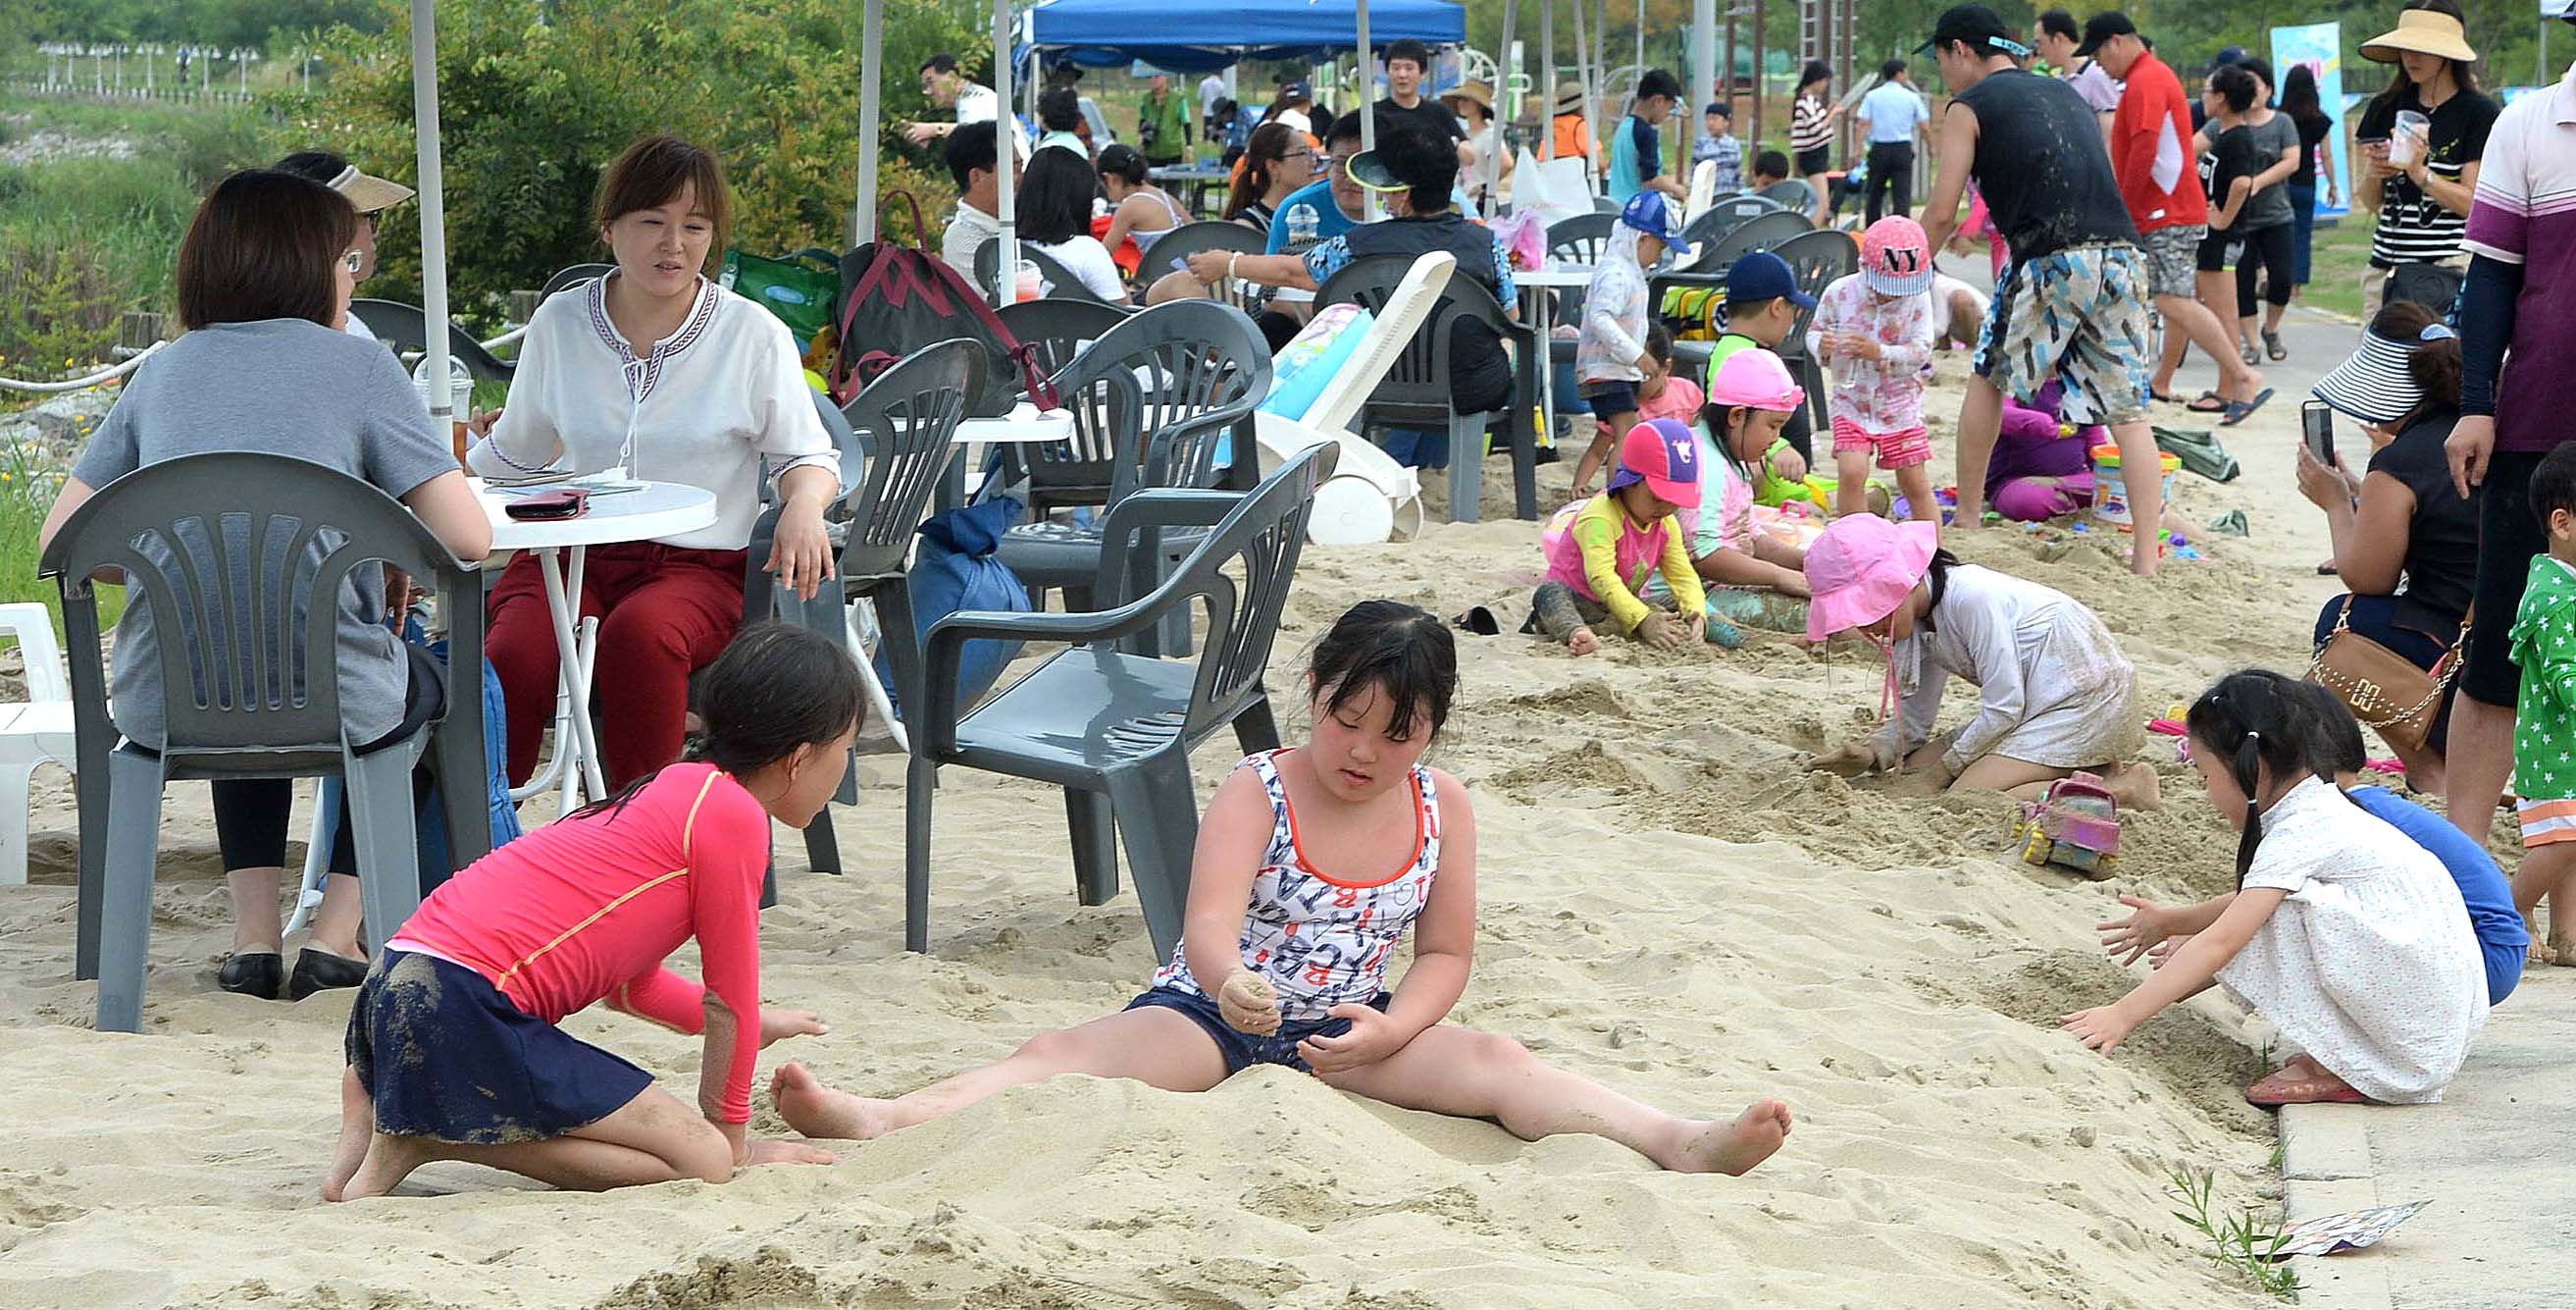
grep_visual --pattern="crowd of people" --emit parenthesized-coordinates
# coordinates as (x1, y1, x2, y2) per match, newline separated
(38, 0, 2576, 1207)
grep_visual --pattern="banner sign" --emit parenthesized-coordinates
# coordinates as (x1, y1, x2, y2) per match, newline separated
(2271, 23, 2351, 220)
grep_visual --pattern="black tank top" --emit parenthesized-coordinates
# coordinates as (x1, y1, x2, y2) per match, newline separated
(1957, 68, 2138, 259)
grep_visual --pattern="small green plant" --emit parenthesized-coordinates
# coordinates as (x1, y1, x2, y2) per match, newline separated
(2166, 1165, 2301, 1301)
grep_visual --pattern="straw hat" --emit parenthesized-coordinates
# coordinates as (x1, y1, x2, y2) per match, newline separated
(1441, 80, 1496, 117)
(2360, 10, 2477, 65)
(1551, 83, 1586, 115)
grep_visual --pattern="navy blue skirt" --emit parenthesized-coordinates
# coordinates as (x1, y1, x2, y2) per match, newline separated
(345, 949, 653, 1143)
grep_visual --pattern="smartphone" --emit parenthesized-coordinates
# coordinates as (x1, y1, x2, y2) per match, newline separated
(504, 488, 590, 521)
(2301, 399, 2335, 464)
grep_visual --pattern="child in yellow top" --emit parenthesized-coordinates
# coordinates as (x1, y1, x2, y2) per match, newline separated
(1531, 419, 1708, 655)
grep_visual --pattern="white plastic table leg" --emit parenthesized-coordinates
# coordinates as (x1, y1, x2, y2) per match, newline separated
(847, 600, 908, 754)
(537, 547, 608, 803)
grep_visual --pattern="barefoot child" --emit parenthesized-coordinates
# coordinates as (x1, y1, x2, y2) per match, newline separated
(2507, 444, 2576, 963)
(1809, 216, 1937, 520)
(1802, 514, 2151, 801)
(1632, 325, 1703, 429)
(325, 624, 860, 1200)
(2066, 670, 2487, 1105)
(1645, 346, 1812, 633)
(1570, 191, 1694, 496)
(1534, 420, 1710, 655)
(771, 602, 1795, 1174)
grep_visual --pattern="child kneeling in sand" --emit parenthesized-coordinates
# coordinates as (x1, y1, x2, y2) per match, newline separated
(1646, 346, 1813, 634)
(1801, 514, 2155, 803)
(325, 625, 859, 1200)
(1531, 420, 1712, 655)
(2064, 670, 2488, 1106)
(771, 602, 1794, 1175)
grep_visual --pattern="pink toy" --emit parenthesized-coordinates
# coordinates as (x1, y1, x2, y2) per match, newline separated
(2011, 772, 2122, 879)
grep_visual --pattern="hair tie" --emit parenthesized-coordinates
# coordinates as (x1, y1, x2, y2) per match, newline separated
(2244, 729, 2262, 743)
(2418, 322, 2458, 344)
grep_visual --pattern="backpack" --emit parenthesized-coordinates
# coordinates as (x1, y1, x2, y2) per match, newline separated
(830, 193, 1056, 417)
(2382, 262, 2465, 321)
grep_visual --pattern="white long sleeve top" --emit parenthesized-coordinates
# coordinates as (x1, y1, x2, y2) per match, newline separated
(468, 274, 838, 551)
(1880, 564, 2134, 773)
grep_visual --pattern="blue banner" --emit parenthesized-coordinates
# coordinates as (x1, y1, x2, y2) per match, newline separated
(2271, 23, 2351, 219)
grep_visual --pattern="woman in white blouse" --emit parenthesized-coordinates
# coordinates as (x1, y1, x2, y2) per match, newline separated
(466, 135, 840, 787)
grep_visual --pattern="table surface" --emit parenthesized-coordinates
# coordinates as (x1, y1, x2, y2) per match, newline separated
(1149, 166, 1229, 182)
(953, 403, 1074, 445)
(1517, 267, 1598, 288)
(477, 476, 718, 550)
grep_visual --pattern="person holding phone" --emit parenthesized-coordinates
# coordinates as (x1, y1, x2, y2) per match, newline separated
(2300, 300, 2476, 790)
(2351, 2, 2498, 323)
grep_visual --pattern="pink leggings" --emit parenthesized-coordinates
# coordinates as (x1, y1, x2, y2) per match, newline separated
(1991, 473, 2095, 523)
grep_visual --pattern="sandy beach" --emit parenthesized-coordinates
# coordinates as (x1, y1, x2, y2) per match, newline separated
(0, 352, 2349, 1308)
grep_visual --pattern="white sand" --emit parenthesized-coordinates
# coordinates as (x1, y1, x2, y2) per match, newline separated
(0, 358, 2343, 1307)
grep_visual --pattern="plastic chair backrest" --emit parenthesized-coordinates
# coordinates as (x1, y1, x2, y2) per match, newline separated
(1094, 443, 1337, 739)
(1591, 194, 1621, 215)
(36, 452, 476, 767)
(1773, 229, 1858, 356)
(1681, 192, 1785, 248)
(1138, 221, 1262, 283)
(1302, 253, 1457, 437)
(837, 340, 984, 579)
(0, 603, 69, 704)
(1052, 299, 1272, 501)
(1760, 179, 1818, 212)
(1693, 209, 1816, 274)
(348, 298, 516, 383)
(539, 264, 615, 303)
(1314, 253, 1514, 419)
(997, 297, 1127, 388)
(1545, 213, 1618, 267)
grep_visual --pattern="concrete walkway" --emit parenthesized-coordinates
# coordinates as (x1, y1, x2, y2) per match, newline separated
(2282, 969, 2576, 1308)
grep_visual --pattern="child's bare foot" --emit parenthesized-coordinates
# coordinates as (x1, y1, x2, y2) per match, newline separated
(1656, 1099, 1794, 1175)
(337, 1131, 438, 1201)
(2551, 929, 2576, 968)
(743, 1136, 839, 1167)
(771, 1063, 902, 1141)
(1566, 626, 1600, 656)
(322, 1070, 374, 1202)
(2101, 761, 2163, 812)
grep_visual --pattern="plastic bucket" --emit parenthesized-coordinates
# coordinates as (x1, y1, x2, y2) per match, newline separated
(2089, 444, 2180, 529)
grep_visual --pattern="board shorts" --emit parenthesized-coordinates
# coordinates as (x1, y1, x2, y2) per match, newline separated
(346, 949, 654, 1143)
(1974, 243, 2152, 427)
(1830, 416, 1932, 471)
(2138, 225, 2205, 298)
(1580, 379, 1641, 420)
(1126, 984, 1395, 1074)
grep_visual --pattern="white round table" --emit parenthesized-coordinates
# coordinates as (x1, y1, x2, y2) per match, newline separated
(478, 477, 718, 807)
(941, 403, 1077, 509)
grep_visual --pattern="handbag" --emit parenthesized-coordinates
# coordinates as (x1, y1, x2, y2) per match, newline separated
(2304, 599, 2471, 756)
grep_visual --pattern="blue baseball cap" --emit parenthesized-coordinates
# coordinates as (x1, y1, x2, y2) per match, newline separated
(1726, 250, 1818, 310)
(1618, 191, 1694, 257)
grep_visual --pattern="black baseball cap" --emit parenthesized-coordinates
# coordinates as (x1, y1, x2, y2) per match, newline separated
(2072, 13, 2138, 59)
(1916, 5, 2033, 58)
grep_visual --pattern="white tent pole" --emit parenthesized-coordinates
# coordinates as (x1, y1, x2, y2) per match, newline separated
(1542, 0, 1555, 161)
(852, 0, 882, 247)
(410, 0, 453, 424)
(994, 0, 1017, 306)
(1357, 0, 1376, 222)
(1574, 0, 1597, 190)
(1691, 0, 1715, 138)
(1488, 0, 1518, 216)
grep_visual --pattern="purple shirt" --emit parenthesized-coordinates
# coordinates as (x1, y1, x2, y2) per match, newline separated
(2463, 65, 2576, 453)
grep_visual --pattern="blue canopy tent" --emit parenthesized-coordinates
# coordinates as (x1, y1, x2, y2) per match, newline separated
(1022, 0, 1467, 72)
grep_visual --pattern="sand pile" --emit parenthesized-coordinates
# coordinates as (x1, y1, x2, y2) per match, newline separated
(0, 367, 2338, 1307)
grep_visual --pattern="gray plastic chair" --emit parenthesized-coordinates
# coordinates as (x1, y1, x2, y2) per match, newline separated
(972, 240, 1133, 309)
(1680, 192, 1786, 252)
(539, 264, 615, 303)
(990, 298, 1130, 513)
(905, 443, 1337, 959)
(1772, 229, 1858, 430)
(40, 452, 490, 1031)
(1687, 208, 1816, 275)
(1315, 253, 1539, 523)
(349, 298, 518, 383)
(1760, 179, 1819, 212)
(995, 301, 1271, 655)
(1137, 221, 1266, 313)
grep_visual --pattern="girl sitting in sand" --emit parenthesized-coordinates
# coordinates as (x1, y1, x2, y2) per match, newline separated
(2064, 670, 2488, 1106)
(325, 625, 859, 1200)
(770, 602, 1795, 1176)
(1532, 420, 1710, 655)
(1802, 514, 2154, 803)
(1644, 346, 1812, 635)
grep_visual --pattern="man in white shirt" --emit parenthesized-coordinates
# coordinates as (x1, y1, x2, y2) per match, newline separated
(1199, 72, 1227, 134)
(905, 52, 998, 146)
(2034, 9, 2120, 144)
(939, 121, 1013, 284)
(1856, 59, 1932, 222)
(274, 150, 414, 341)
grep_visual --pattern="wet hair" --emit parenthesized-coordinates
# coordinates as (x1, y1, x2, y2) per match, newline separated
(1385, 38, 1431, 73)
(1880, 58, 1909, 81)
(570, 623, 866, 822)
(2282, 64, 2326, 121)
(1229, 122, 1302, 218)
(1039, 86, 1083, 133)
(1800, 60, 1832, 93)
(1096, 143, 1150, 186)
(177, 169, 355, 332)
(1639, 69, 1684, 103)
(944, 120, 999, 190)
(1311, 601, 1458, 743)
(2186, 670, 2325, 884)
(2290, 681, 2371, 779)
(2036, 10, 2079, 41)
(595, 134, 731, 257)
(2212, 65, 2258, 116)
(1752, 148, 1791, 182)
(1016, 146, 1101, 244)
(2527, 442, 2576, 529)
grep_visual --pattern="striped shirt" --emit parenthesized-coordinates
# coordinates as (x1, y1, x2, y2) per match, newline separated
(1791, 93, 1833, 153)
(2357, 85, 2500, 267)
(2461, 62, 2576, 454)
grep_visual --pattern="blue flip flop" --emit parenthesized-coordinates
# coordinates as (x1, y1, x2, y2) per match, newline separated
(2219, 388, 2275, 427)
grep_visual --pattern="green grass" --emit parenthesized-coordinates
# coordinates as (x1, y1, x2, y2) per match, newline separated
(2300, 213, 2374, 323)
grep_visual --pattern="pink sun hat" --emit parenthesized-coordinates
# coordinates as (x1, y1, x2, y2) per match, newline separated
(1861, 215, 1934, 297)
(1705, 345, 1805, 413)
(1804, 513, 1940, 643)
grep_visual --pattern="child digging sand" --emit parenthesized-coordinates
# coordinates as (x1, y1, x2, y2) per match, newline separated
(2506, 444, 2576, 965)
(2066, 670, 2488, 1105)
(324, 625, 859, 1199)
(771, 602, 1794, 1174)
(1571, 191, 1694, 496)
(1809, 216, 1938, 520)
(1644, 346, 1813, 633)
(1534, 420, 1711, 655)
(1802, 513, 2156, 803)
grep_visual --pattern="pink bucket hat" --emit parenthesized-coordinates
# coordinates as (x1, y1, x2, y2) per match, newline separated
(1861, 215, 1934, 297)
(1705, 346, 1806, 413)
(1803, 513, 1940, 643)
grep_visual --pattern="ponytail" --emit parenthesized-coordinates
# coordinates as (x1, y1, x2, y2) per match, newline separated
(2185, 670, 2326, 885)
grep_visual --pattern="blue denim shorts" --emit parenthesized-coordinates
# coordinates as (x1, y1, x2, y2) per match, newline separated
(1125, 984, 1394, 1074)
(1579, 379, 1641, 418)
(346, 950, 653, 1143)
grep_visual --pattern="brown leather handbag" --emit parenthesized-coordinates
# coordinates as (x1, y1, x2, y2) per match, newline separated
(2304, 600, 2470, 756)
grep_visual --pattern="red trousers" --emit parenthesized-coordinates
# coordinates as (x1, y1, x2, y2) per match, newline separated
(487, 543, 747, 788)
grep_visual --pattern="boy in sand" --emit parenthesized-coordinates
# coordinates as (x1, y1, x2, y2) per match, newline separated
(1707, 249, 1821, 473)
(771, 603, 1794, 1175)
(2504, 444, 2576, 963)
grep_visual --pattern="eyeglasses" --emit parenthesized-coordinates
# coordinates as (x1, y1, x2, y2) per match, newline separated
(1282, 149, 1317, 162)
(340, 249, 364, 275)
